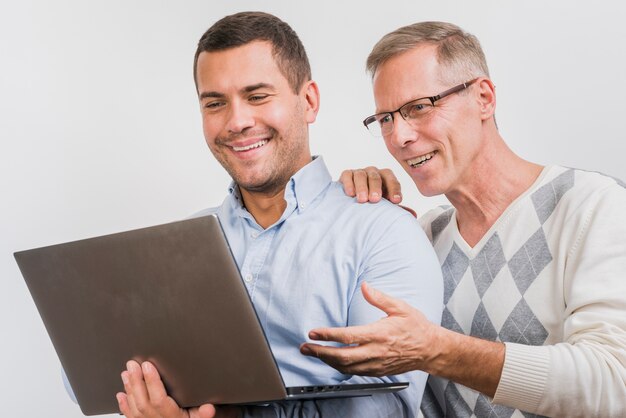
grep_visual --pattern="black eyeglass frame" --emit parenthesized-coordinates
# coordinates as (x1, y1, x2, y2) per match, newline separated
(362, 78, 479, 136)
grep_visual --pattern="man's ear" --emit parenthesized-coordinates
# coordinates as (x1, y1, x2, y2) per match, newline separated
(476, 78, 496, 121)
(301, 80, 320, 123)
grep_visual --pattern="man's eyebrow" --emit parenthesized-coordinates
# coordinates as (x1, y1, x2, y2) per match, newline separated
(199, 91, 224, 100)
(242, 83, 275, 93)
(198, 83, 276, 100)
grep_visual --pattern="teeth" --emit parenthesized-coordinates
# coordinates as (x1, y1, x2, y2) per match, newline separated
(408, 152, 436, 167)
(232, 140, 268, 152)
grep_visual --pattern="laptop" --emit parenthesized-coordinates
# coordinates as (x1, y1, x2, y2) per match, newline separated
(14, 214, 408, 416)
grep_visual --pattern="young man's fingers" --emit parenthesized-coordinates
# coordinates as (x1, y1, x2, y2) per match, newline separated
(196, 404, 218, 418)
(125, 360, 152, 414)
(141, 361, 173, 411)
(116, 392, 131, 417)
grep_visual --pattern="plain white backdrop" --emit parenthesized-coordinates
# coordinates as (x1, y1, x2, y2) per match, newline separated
(2, 1, 625, 416)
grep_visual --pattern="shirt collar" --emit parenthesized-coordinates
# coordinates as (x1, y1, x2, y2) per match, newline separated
(226, 155, 332, 217)
(284, 155, 332, 213)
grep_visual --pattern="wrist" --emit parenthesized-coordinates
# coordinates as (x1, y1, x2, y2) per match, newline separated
(425, 326, 506, 396)
(422, 325, 459, 376)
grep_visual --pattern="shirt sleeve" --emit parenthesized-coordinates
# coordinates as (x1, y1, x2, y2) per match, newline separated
(493, 184, 626, 417)
(241, 209, 444, 418)
(61, 367, 78, 403)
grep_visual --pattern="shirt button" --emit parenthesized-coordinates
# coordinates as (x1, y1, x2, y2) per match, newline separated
(251, 232, 258, 239)
(300, 202, 306, 209)
(244, 274, 253, 283)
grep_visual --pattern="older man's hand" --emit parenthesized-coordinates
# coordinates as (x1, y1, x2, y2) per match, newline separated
(300, 282, 438, 377)
(339, 167, 402, 204)
(339, 167, 417, 217)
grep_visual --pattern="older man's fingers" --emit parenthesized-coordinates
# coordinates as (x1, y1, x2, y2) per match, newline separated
(300, 343, 390, 376)
(300, 343, 363, 366)
(378, 168, 402, 203)
(363, 167, 383, 202)
(339, 170, 357, 197)
(352, 169, 371, 202)
(306, 321, 379, 345)
(398, 205, 417, 217)
(361, 282, 411, 317)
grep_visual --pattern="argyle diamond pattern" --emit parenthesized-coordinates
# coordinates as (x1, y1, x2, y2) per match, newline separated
(442, 243, 470, 305)
(508, 228, 552, 295)
(499, 299, 548, 345)
(470, 234, 507, 298)
(431, 206, 454, 243)
(531, 169, 574, 224)
(420, 171, 578, 418)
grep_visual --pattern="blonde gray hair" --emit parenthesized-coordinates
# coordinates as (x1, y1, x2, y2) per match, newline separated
(366, 21, 490, 85)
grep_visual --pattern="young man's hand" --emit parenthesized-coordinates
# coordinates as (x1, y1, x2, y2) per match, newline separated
(117, 361, 241, 418)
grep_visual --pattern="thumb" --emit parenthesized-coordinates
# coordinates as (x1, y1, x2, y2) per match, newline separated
(361, 282, 406, 316)
(196, 404, 217, 418)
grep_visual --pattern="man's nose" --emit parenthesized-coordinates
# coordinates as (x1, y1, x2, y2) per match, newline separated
(387, 116, 418, 148)
(225, 102, 255, 134)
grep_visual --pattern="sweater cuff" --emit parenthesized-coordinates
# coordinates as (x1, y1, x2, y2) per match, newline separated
(492, 342, 550, 412)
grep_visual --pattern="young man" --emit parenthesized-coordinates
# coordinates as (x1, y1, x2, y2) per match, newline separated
(115, 12, 443, 418)
(301, 21, 626, 417)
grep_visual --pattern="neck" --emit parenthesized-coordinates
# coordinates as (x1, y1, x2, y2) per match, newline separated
(237, 153, 313, 229)
(445, 132, 543, 247)
(240, 186, 289, 229)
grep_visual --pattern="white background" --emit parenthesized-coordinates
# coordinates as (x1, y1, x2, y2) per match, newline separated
(1, 1, 625, 416)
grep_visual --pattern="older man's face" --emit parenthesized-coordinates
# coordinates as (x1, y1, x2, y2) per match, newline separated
(372, 44, 485, 197)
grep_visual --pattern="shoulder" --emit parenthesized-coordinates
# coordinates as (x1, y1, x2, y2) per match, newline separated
(541, 165, 623, 195)
(324, 181, 422, 227)
(315, 182, 430, 251)
(538, 166, 626, 218)
(187, 206, 220, 219)
(418, 205, 455, 243)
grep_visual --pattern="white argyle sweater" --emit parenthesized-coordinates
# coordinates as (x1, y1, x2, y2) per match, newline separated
(418, 166, 626, 418)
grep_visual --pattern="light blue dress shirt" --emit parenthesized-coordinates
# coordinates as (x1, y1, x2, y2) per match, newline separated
(193, 156, 444, 417)
(63, 156, 444, 417)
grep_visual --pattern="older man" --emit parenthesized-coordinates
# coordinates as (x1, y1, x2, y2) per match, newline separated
(114, 12, 443, 418)
(301, 21, 626, 417)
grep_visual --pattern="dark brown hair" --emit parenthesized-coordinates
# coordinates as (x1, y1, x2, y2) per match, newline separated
(193, 11, 311, 93)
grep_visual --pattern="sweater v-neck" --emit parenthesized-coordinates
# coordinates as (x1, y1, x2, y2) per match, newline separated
(450, 165, 553, 256)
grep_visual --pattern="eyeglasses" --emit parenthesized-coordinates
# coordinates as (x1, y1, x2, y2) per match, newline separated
(363, 78, 478, 137)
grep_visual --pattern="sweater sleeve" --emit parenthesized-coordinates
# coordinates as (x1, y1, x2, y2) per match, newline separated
(493, 184, 626, 417)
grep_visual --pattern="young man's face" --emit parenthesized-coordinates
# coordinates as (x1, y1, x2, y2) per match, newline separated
(196, 41, 318, 195)
(372, 44, 485, 197)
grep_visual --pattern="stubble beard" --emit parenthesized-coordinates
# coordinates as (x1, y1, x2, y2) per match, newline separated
(214, 124, 310, 197)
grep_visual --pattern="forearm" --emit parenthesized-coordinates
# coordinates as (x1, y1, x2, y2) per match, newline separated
(426, 328, 505, 397)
